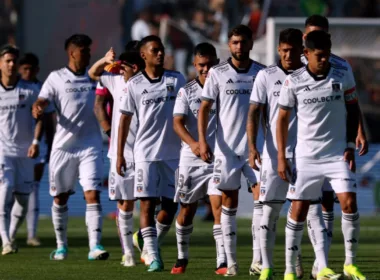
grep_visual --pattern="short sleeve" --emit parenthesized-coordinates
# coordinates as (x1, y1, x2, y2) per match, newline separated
(177, 74, 187, 89)
(39, 73, 56, 102)
(173, 87, 189, 116)
(99, 72, 116, 94)
(95, 82, 111, 97)
(202, 69, 219, 101)
(119, 81, 135, 115)
(278, 77, 296, 110)
(250, 70, 267, 105)
(343, 65, 358, 105)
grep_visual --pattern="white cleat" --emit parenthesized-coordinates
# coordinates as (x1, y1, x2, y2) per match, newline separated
(123, 254, 136, 267)
(88, 245, 109, 261)
(2, 243, 17, 255)
(224, 263, 238, 277)
(249, 261, 262, 275)
(141, 249, 152, 266)
(27, 237, 41, 247)
(296, 254, 304, 279)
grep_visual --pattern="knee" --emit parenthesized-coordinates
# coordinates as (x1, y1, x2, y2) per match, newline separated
(118, 200, 134, 212)
(161, 198, 178, 217)
(341, 196, 357, 213)
(84, 190, 100, 204)
(54, 193, 70, 205)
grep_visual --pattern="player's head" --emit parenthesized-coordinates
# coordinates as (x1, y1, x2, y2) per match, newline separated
(0, 44, 19, 78)
(228, 24, 253, 61)
(124, 40, 140, 52)
(304, 30, 331, 73)
(193, 42, 218, 79)
(118, 51, 145, 82)
(64, 34, 92, 69)
(139, 35, 165, 68)
(278, 28, 303, 70)
(19, 53, 39, 81)
(304, 15, 329, 40)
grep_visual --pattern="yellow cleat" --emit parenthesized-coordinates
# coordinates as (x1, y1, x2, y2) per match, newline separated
(259, 268, 273, 280)
(284, 273, 297, 280)
(316, 267, 341, 280)
(344, 264, 366, 280)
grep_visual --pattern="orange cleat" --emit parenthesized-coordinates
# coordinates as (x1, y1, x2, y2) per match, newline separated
(171, 259, 188, 274)
(215, 263, 228, 275)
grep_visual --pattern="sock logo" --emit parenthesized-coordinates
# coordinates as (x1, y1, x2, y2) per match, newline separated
(225, 232, 236, 237)
(346, 238, 358, 243)
(94, 228, 102, 233)
(178, 241, 187, 245)
(287, 246, 298, 251)
(260, 225, 270, 231)
(56, 227, 64, 231)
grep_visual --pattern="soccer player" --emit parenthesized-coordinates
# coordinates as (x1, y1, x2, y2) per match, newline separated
(0, 45, 43, 254)
(198, 25, 265, 276)
(277, 30, 365, 280)
(89, 46, 145, 267)
(170, 43, 227, 275)
(116, 35, 186, 272)
(301, 15, 368, 279)
(32, 34, 109, 261)
(247, 28, 304, 280)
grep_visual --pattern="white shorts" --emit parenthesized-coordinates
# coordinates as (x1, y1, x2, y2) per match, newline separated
(259, 158, 291, 203)
(212, 155, 259, 191)
(174, 164, 221, 204)
(109, 159, 135, 201)
(134, 159, 178, 199)
(49, 147, 103, 197)
(0, 155, 34, 194)
(287, 159, 356, 201)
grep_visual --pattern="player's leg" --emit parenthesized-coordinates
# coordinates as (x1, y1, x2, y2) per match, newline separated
(79, 148, 108, 260)
(251, 182, 263, 275)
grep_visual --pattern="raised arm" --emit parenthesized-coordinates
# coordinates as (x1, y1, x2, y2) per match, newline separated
(88, 48, 115, 81)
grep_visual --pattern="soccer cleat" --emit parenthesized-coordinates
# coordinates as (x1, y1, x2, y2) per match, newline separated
(50, 246, 68, 260)
(123, 254, 136, 267)
(27, 237, 41, 247)
(310, 262, 318, 279)
(132, 230, 144, 253)
(249, 261, 262, 275)
(2, 243, 18, 255)
(316, 268, 341, 280)
(120, 254, 126, 265)
(296, 254, 304, 279)
(343, 264, 366, 280)
(141, 249, 152, 266)
(171, 258, 188, 274)
(224, 263, 238, 277)
(284, 273, 298, 280)
(259, 268, 273, 280)
(147, 259, 163, 272)
(215, 263, 228, 275)
(88, 244, 109, 260)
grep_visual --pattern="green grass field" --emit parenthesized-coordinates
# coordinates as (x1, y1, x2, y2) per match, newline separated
(1, 216, 379, 279)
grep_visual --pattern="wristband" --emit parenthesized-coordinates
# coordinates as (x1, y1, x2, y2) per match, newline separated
(32, 139, 39, 145)
(347, 142, 355, 150)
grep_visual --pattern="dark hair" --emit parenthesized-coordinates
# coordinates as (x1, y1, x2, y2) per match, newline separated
(138, 35, 163, 50)
(124, 40, 140, 52)
(19, 53, 39, 67)
(193, 42, 217, 57)
(305, 30, 331, 50)
(64, 34, 92, 50)
(305, 15, 329, 31)
(228, 24, 253, 40)
(0, 44, 19, 58)
(119, 51, 145, 69)
(279, 28, 303, 47)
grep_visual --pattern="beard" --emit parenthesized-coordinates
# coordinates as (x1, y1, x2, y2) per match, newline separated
(231, 51, 250, 61)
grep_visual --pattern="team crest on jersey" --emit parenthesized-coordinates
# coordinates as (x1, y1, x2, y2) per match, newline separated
(213, 176, 220, 184)
(260, 188, 265, 196)
(166, 77, 175, 92)
(332, 82, 341, 92)
(19, 94, 25, 101)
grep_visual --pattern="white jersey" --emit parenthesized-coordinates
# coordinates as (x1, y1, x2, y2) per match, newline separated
(39, 67, 102, 151)
(173, 78, 216, 166)
(250, 62, 302, 159)
(278, 64, 357, 160)
(120, 70, 186, 162)
(202, 58, 265, 157)
(99, 73, 137, 162)
(0, 79, 40, 157)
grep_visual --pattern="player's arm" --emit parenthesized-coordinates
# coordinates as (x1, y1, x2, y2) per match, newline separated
(356, 107, 368, 156)
(32, 98, 50, 119)
(27, 117, 43, 159)
(94, 93, 112, 137)
(88, 48, 115, 81)
(44, 112, 56, 162)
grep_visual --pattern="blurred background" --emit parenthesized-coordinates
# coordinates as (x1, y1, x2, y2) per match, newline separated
(1, 0, 379, 216)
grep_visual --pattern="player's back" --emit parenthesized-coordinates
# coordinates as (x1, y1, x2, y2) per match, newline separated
(0, 79, 40, 157)
(39, 67, 102, 151)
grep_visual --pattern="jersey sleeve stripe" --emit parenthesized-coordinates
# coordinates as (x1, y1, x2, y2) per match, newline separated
(278, 104, 293, 110)
(344, 87, 356, 94)
(250, 100, 266, 105)
(173, 113, 187, 117)
(120, 109, 134, 115)
(201, 96, 215, 102)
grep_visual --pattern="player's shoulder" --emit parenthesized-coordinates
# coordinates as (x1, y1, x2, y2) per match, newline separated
(330, 53, 348, 64)
(331, 63, 348, 72)
(251, 60, 266, 71)
(263, 63, 279, 75)
(287, 66, 307, 84)
(211, 60, 230, 73)
(164, 69, 185, 79)
(128, 71, 145, 85)
(182, 79, 201, 95)
(17, 79, 40, 94)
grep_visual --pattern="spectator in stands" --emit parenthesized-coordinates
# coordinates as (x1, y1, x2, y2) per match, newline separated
(131, 7, 152, 40)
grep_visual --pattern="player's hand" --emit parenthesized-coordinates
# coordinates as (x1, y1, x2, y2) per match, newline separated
(27, 144, 39, 159)
(344, 148, 356, 173)
(199, 140, 213, 164)
(104, 47, 115, 64)
(249, 148, 261, 171)
(32, 103, 44, 119)
(278, 157, 291, 182)
(116, 155, 126, 176)
(190, 142, 200, 157)
(356, 133, 368, 156)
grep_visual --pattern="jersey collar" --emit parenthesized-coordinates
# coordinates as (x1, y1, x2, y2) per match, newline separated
(65, 66, 86, 76)
(277, 60, 304, 75)
(227, 57, 253, 74)
(141, 70, 163, 83)
(0, 76, 20, 91)
(306, 63, 331, 81)
(195, 77, 203, 88)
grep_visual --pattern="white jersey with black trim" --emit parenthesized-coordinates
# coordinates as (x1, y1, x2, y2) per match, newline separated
(202, 58, 265, 157)
(39, 67, 102, 151)
(0, 79, 40, 157)
(120, 70, 186, 162)
(250, 62, 302, 159)
(173, 77, 216, 166)
(99, 72, 137, 162)
(278, 64, 357, 160)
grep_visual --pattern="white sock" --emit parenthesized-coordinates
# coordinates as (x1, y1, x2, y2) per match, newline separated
(9, 193, 29, 240)
(117, 209, 134, 256)
(176, 221, 193, 260)
(322, 210, 334, 253)
(141, 226, 158, 261)
(85, 203, 103, 249)
(260, 203, 282, 269)
(307, 204, 328, 272)
(156, 221, 171, 246)
(285, 217, 304, 274)
(221, 206, 237, 266)
(253, 201, 263, 264)
(342, 212, 360, 265)
(27, 182, 40, 239)
(51, 202, 68, 248)
(213, 224, 226, 267)
(0, 186, 13, 245)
